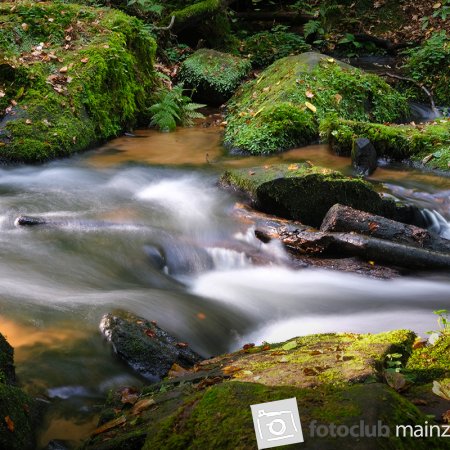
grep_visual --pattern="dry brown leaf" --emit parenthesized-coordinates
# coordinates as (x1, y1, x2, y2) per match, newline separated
(120, 387, 139, 405)
(92, 416, 126, 436)
(4, 416, 14, 432)
(222, 365, 242, 375)
(132, 398, 156, 415)
(59, 66, 68, 73)
(168, 363, 189, 378)
(305, 102, 317, 113)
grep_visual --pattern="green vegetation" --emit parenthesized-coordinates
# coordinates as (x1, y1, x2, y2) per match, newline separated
(149, 85, 204, 131)
(320, 116, 450, 170)
(178, 49, 250, 104)
(224, 52, 409, 155)
(0, 1, 156, 162)
(403, 31, 450, 106)
(241, 28, 311, 68)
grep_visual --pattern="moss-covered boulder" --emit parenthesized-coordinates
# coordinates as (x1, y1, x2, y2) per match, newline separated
(221, 164, 417, 227)
(0, 332, 35, 450)
(178, 49, 250, 105)
(0, 1, 156, 163)
(320, 116, 450, 171)
(224, 52, 409, 155)
(82, 329, 448, 450)
(241, 30, 311, 68)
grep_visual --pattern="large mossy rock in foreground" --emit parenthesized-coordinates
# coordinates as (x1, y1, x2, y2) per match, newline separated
(321, 117, 450, 171)
(224, 52, 409, 155)
(0, 2, 156, 163)
(221, 164, 420, 228)
(82, 330, 450, 450)
(0, 333, 35, 450)
(178, 49, 251, 105)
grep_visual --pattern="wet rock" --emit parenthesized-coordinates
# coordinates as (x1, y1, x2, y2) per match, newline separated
(100, 312, 203, 381)
(221, 164, 417, 228)
(144, 241, 214, 276)
(178, 49, 251, 105)
(0, 333, 36, 450)
(352, 137, 378, 175)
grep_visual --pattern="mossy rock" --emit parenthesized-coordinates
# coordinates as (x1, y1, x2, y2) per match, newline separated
(143, 382, 443, 450)
(221, 164, 408, 227)
(178, 49, 251, 105)
(241, 30, 311, 68)
(224, 52, 409, 155)
(405, 334, 450, 383)
(0, 333, 35, 450)
(0, 332, 14, 384)
(320, 116, 450, 171)
(0, 1, 156, 163)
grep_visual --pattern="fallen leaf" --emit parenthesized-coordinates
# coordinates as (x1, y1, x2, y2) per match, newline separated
(145, 329, 155, 338)
(305, 101, 317, 113)
(21, 23, 29, 31)
(303, 367, 319, 376)
(0, 90, 5, 98)
(222, 366, 242, 375)
(196, 312, 206, 320)
(120, 387, 139, 405)
(422, 154, 434, 164)
(310, 350, 323, 356)
(288, 164, 299, 171)
(168, 363, 189, 378)
(432, 380, 450, 400)
(242, 343, 255, 350)
(368, 222, 379, 232)
(25, 119, 32, 124)
(411, 398, 428, 405)
(131, 398, 155, 415)
(59, 66, 68, 73)
(443, 410, 450, 424)
(92, 416, 126, 436)
(81, 57, 89, 63)
(334, 94, 342, 104)
(176, 342, 189, 348)
(4, 416, 14, 432)
(305, 90, 314, 98)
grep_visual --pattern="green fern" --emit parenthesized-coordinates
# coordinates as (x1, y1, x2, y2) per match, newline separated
(149, 85, 205, 132)
(303, 20, 322, 38)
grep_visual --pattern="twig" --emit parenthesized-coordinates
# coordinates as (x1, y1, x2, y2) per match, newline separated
(382, 72, 438, 115)
(154, 16, 175, 31)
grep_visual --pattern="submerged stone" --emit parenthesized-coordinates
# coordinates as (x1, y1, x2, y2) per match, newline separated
(352, 137, 377, 175)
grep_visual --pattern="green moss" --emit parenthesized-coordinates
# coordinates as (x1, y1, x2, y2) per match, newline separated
(179, 49, 250, 105)
(241, 31, 311, 68)
(221, 164, 400, 227)
(403, 31, 450, 106)
(0, 333, 14, 385)
(0, 1, 156, 163)
(0, 384, 35, 450)
(406, 334, 450, 382)
(172, 0, 221, 25)
(320, 116, 450, 170)
(224, 52, 409, 155)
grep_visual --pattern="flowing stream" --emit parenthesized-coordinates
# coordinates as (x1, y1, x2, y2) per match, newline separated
(0, 127, 449, 447)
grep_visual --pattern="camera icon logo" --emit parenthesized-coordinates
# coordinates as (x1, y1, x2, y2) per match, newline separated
(251, 398, 304, 449)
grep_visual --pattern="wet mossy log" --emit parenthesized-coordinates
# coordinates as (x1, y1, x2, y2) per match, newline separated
(321, 204, 450, 254)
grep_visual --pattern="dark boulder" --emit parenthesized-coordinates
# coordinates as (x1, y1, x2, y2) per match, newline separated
(352, 137, 378, 175)
(100, 312, 203, 381)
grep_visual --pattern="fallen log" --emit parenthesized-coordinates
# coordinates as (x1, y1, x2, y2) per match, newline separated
(275, 230, 450, 270)
(321, 204, 450, 254)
